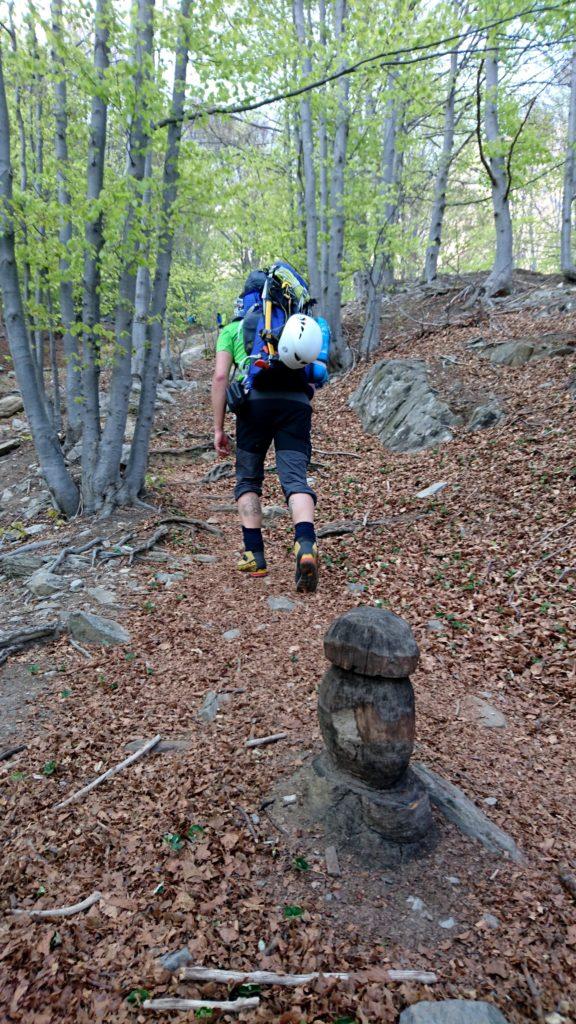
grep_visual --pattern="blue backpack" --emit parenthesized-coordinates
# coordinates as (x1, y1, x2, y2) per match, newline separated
(238, 261, 318, 391)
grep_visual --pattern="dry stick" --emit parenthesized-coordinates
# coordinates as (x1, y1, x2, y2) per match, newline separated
(314, 448, 361, 459)
(54, 735, 161, 810)
(236, 805, 259, 844)
(179, 966, 438, 986)
(245, 732, 288, 748)
(10, 890, 102, 918)
(68, 639, 92, 660)
(0, 744, 27, 761)
(143, 997, 259, 1013)
(521, 962, 545, 1024)
(262, 804, 289, 837)
(149, 444, 213, 457)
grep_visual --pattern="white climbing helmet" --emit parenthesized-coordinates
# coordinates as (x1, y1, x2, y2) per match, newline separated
(278, 314, 323, 369)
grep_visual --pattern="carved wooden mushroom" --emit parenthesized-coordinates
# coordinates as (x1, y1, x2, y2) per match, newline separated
(318, 607, 432, 844)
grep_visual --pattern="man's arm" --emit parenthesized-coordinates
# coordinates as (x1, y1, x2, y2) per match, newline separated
(211, 348, 233, 456)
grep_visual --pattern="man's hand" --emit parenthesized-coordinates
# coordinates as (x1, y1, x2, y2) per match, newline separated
(214, 428, 231, 457)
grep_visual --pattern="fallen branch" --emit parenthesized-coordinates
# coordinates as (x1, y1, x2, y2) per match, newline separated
(314, 448, 361, 459)
(0, 621, 60, 668)
(236, 805, 259, 843)
(157, 516, 222, 536)
(179, 966, 438, 987)
(143, 997, 259, 1013)
(68, 639, 93, 660)
(54, 735, 161, 810)
(10, 890, 102, 918)
(521, 962, 545, 1024)
(47, 537, 104, 573)
(318, 512, 426, 539)
(245, 732, 287, 748)
(149, 443, 213, 458)
(0, 744, 26, 761)
(0, 644, 24, 667)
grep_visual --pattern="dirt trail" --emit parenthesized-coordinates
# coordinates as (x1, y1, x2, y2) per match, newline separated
(0, 302, 575, 1023)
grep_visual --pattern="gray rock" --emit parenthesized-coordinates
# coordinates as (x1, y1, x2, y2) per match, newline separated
(262, 504, 289, 520)
(399, 1000, 510, 1024)
(1, 488, 14, 504)
(468, 403, 504, 431)
(483, 796, 498, 807)
(191, 554, 218, 563)
(23, 524, 45, 536)
(0, 552, 47, 577)
(482, 913, 500, 929)
(412, 762, 526, 863)
(70, 579, 84, 592)
(346, 583, 366, 595)
(0, 394, 24, 418)
(324, 607, 420, 678)
(197, 690, 229, 723)
(156, 385, 177, 405)
(267, 595, 296, 612)
(155, 571, 185, 587)
(415, 481, 449, 499)
(350, 359, 457, 452)
(426, 619, 446, 634)
(439, 917, 456, 929)
(461, 695, 507, 729)
(68, 611, 130, 646)
(11, 416, 27, 430)
(223, 628, 240, 641)
(180, 344, 205, 369)
(478, 333, 574, 367)
(87, 587, 118, 606)
(26, 570, 65, 597)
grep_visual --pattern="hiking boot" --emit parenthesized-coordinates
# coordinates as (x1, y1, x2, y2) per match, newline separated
(237, 550, 268, 577)
(294, 539, 319, 593)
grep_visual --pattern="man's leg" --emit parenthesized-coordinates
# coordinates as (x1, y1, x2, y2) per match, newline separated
(234, 402, 270, 577)
(274, 400, 319, 593)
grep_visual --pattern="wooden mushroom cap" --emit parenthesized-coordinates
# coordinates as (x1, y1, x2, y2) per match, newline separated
(324, 607, 420, 678)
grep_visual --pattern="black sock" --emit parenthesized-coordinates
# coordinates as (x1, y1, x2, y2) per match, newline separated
(242, 526, 264, 552)
(294, 521, 316, 545)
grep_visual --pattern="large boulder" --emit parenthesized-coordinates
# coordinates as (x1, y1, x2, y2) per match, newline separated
(399, 1000, 510, 1024)
(349, 359, 457, 452)
(0, 394, 24, 418)
(180, 344, 206, 370)
(474, 332, 574, 367)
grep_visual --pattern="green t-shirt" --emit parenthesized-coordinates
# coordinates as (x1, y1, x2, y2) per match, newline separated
(216, 320, 248, 381)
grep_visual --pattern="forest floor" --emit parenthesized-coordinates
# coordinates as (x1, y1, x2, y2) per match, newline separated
(0, 277, 575, 1023)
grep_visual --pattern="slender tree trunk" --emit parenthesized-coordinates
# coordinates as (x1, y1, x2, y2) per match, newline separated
(293, 117, 307, 250)
(131, 147, 154, 378)
(8, 2, 31, 309)
(0, 44, 79, 516)
(561, 47, 576, 282)
(292, 0, 320, 300)
(80, 0, 109, 511)
(423, 48, 458, 283)
(122, 0, 192, 502)
(47, 294, 62, 434)
(482, 50, 513, 297)
(92, 0, 155, 506)
(51, 0, 82, 443)
(360, 80, 400, 357)
(318, 0, 329, 311)
(325, 0, 351, 369)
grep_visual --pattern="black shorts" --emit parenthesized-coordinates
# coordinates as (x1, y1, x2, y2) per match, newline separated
(234, 392, 316, 504)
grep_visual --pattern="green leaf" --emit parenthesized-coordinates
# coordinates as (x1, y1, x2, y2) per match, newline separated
(29, 664, 39, 676)
(194, 1010, 214, 1020)
(60, 689, 72, 698)
(283, 904, 304, 918)
(42, 760, 57, 777)
(235, 983, 261, 996)
(11, 771, 25, 781)
(186, 824, 205, 841)
(293, 856, 310, 872)
(152, 883, 165, 895)
(126, 988, 150, 1005)
(163, 832, 184, 851)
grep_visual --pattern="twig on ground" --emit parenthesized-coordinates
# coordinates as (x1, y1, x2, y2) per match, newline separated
(313, 448, 361, 459)
(521, 961, 545, 1023)
(318, 512, 426, 539)
(10, 890, 102, 918)
(68, 639, 93, 659)
(179, 966, 438, 986)
(262, 803, 289, 837)
(236, 805, 259, 843)
(149, 443, 213, 457)
(245, 732, 288, 748)
(157, 515, 222, 536)
(143, 997, 259, 1012)
(54, 735, 161, 810)
(0, 744, 27, 761)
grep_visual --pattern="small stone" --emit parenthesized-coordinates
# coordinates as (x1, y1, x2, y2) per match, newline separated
(155, 571, 185, 587)
(23, 524, 45, 536)
(70, 579, 84, 592)
(482, 913, 500, 930)
(68, 611, 130, 646)
(324, 606, 420, 678)
(399, 1000, 510, 1024)
(191, 554, 217, 564)
(1, 488, 14, 503)
(427, 618, 445, 633)
(282, 794, 297, 805)
(346, 583, 365, 595)
(87, 587, 117, 606)
(223, 628, 240, 641)
(484, 796, 498, 807)
(415, 481, 449, 499)
(461, 695, 507, 729)
(406, 896, 425, 912)
(26, 570, 64, 598)
(0, 394, 24, 418)
(198, 690, 229, 723)
(545, 1015, 567, 1024)
(439, 917, 456, 929)
(267, 596, 296, 612)
(446, 875, 461, 885)
(325, 845, 341, 877)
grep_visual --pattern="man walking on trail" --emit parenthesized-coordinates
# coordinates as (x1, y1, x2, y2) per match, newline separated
(211, 275, 323, 594)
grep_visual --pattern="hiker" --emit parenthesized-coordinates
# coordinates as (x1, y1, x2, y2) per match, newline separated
(211, 263, 330, 593)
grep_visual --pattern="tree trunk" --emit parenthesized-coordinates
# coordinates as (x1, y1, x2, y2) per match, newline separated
(91, 0, 155, 506)
(121, 0, 192, 503)
(51, 0, 82, 443)
(131, 147, 154, 378)
(560, 47, 576, 282)
(318, 0, 329, 312)
(423, 48, 458, 283)
(325, 0, 351, 370)
(360, 80, 400, 357)
(292, 0, 320, 301)
(8, 2, 31, 309)
(80, 0, 109, 511)
(482, 50, 513, 297)
(0, 44, 79, 516)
